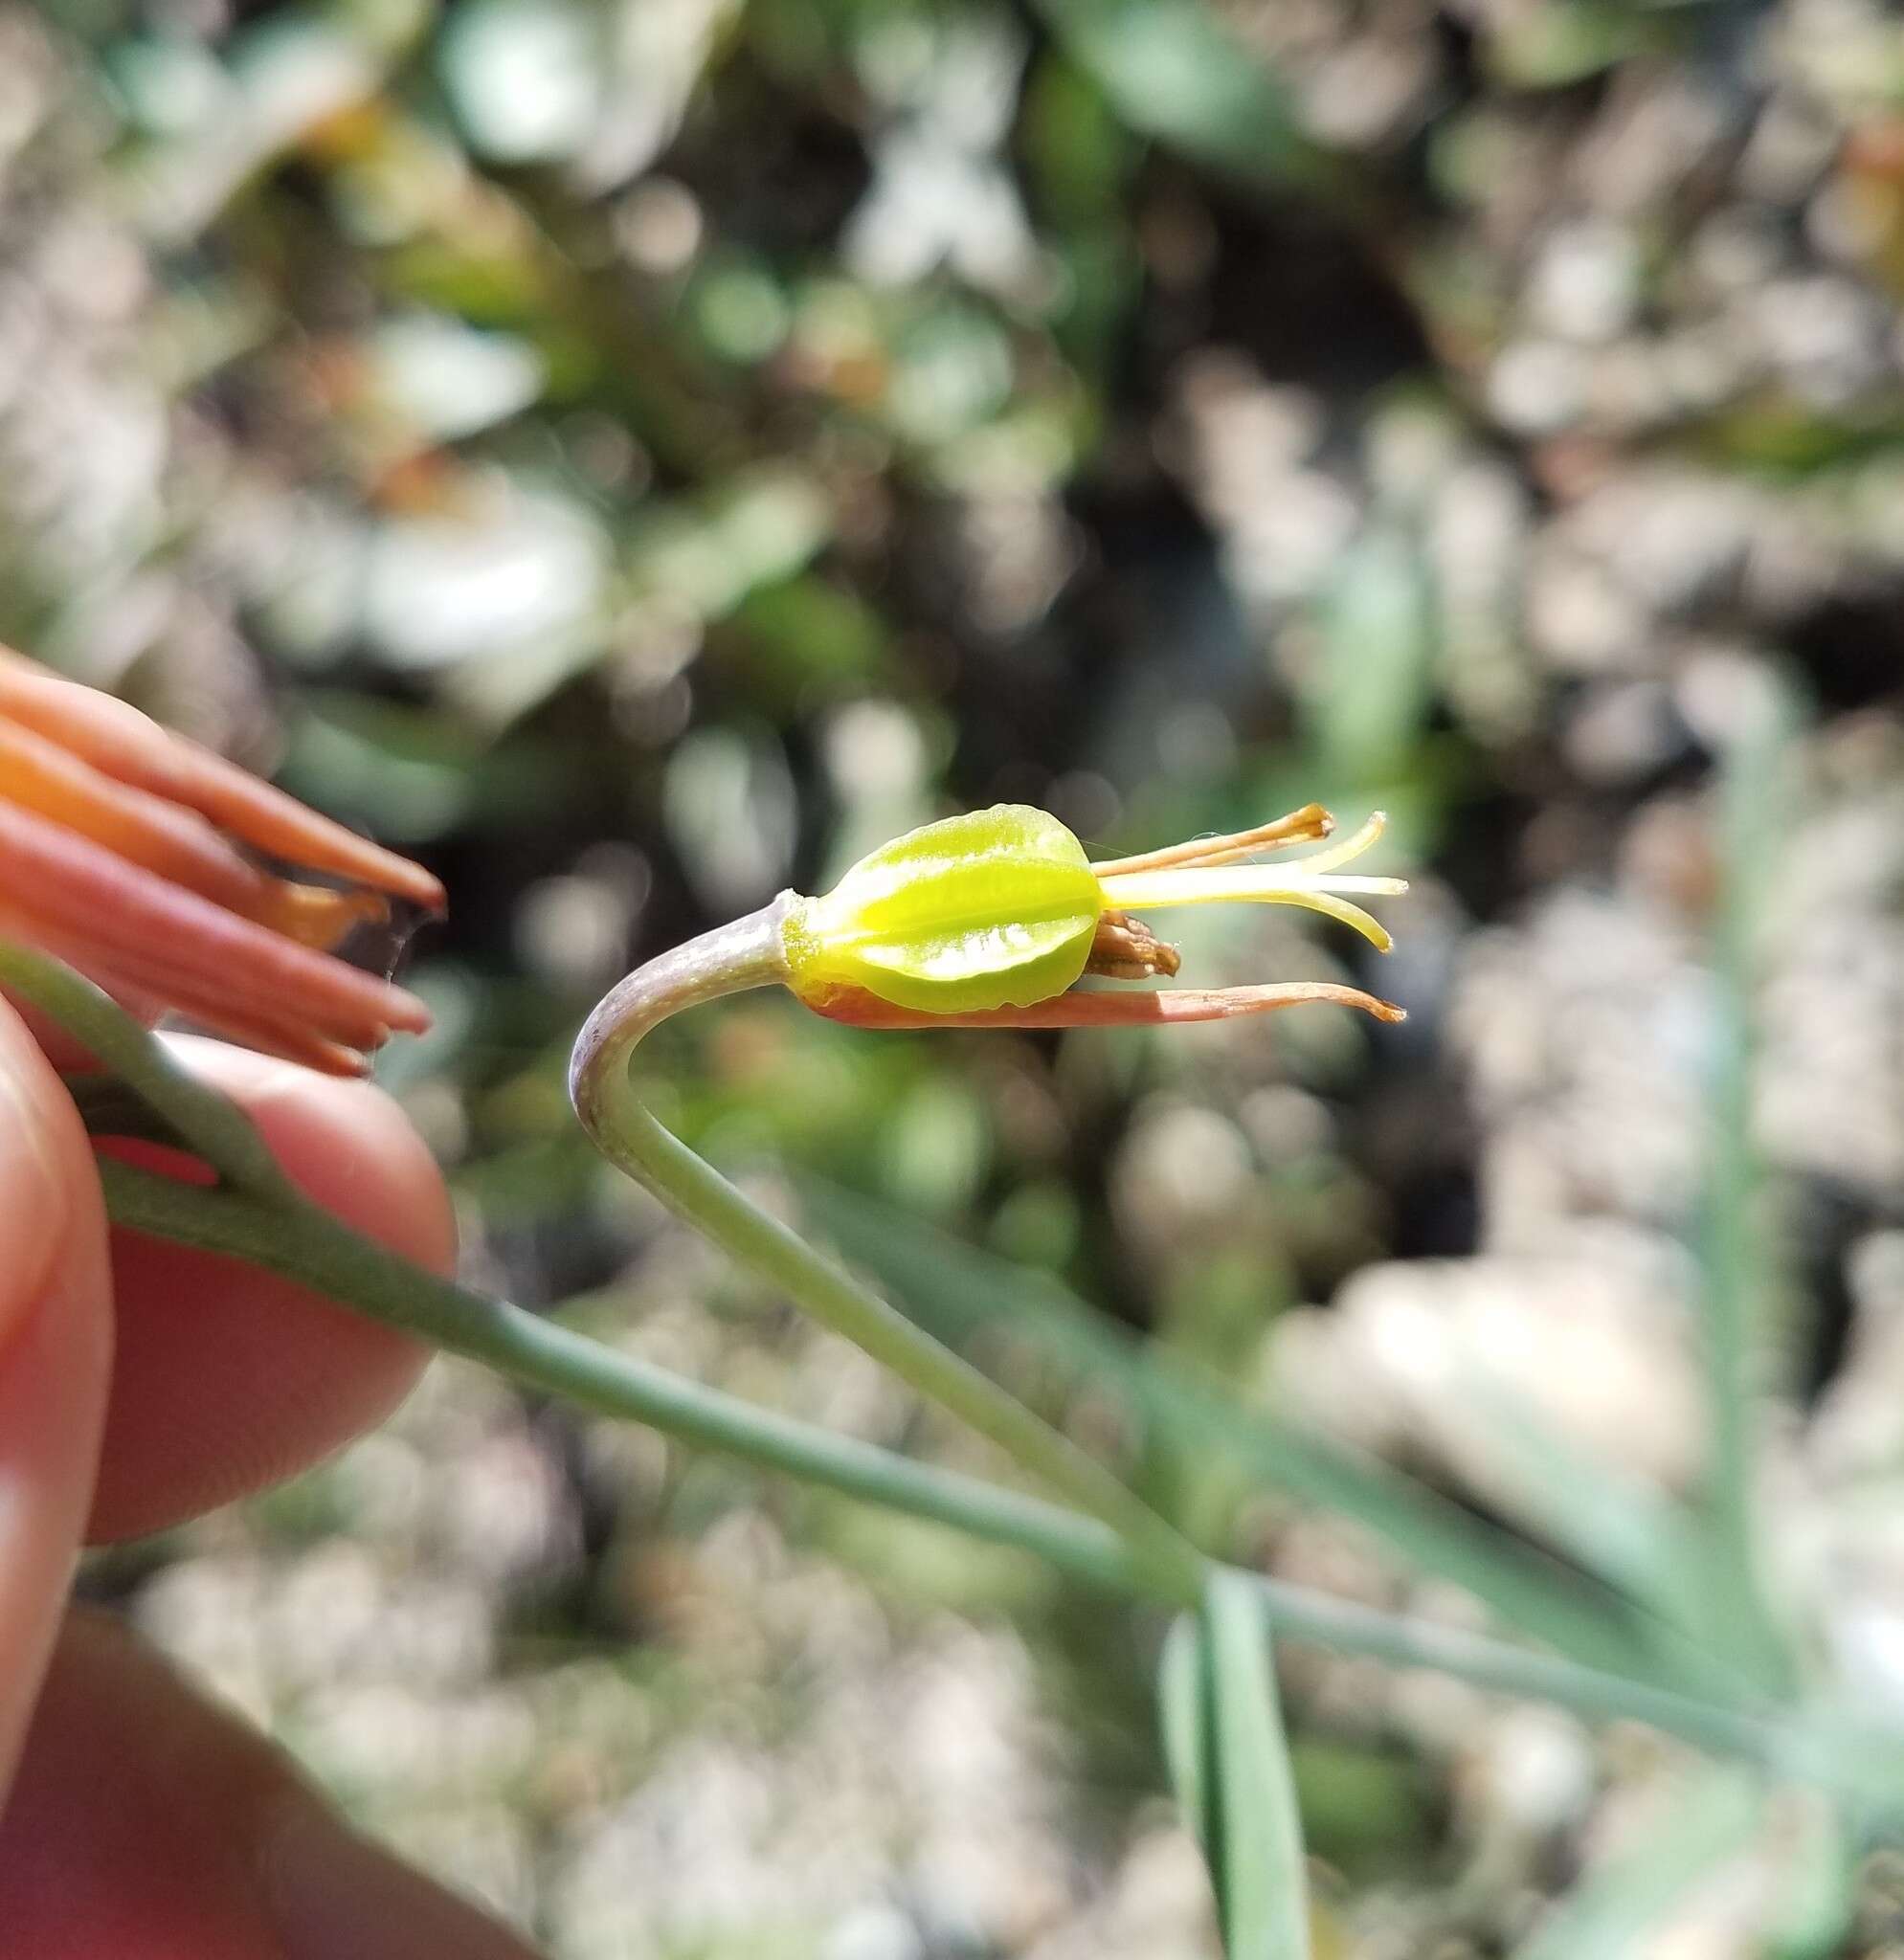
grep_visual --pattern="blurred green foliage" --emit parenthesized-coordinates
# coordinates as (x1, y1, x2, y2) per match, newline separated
(19, 0, 1904, 1949)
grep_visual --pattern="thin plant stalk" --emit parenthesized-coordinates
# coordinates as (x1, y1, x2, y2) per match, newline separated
(11, 945, 1879, 1801)
(92, 1151, 1797, 1778)
(569, 900, 1207, 1604)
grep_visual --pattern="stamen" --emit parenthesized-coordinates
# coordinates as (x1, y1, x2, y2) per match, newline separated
(1089, 803, 1404, 956)
(1087, 804, 1332, 878)
(1274, 808, 1389, 877)
(1096, 863, 1404, 908)
(1085, 910, 1181, 981)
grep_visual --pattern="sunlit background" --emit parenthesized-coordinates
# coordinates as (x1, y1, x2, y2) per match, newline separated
(15, 0, 1904, 1951)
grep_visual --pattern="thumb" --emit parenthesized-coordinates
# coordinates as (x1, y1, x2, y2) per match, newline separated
(0, 1001, 112, 1789)
(2, 1611, 545, 1959)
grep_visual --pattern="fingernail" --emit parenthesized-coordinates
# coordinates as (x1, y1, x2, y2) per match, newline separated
(0, 1043, 67, 1349)
(262, 1792, 538, 1960)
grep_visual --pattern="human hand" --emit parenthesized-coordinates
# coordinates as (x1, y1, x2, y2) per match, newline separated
(0, 1008, 541, 1958)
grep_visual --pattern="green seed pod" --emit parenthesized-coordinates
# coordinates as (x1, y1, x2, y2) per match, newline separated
(783, 804, 1103, 1015)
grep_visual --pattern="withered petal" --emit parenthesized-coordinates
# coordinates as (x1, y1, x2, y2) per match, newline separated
(0, 905, 374, 1077)
(0, 715, 384, 952)
(807, 980, 1405, 1030)
(0, 648, 444, 912)
(0, 800, 430, 1065)
(1086, 804, 1333, 878)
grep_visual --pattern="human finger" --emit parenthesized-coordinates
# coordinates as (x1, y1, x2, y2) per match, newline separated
(89, 1036, 454, 1542)
(0, 1003, 112, 1787)
(0, 1608, 542, 1959)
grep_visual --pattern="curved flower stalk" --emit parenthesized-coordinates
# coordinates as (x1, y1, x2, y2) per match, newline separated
(0, 649, 440, 1074)
(570, 801, 1407, 1590)
(572, 801, 1405, 1128)
(573, 799, 1406, 1106)
(9, 939, 1813, 1780)
(2, 701, 1855, 1800)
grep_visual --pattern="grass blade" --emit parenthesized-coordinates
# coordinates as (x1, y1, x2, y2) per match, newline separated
(809, 1181, 1720, 1694)
(1159, 1614, 1216, 1863)
(1516, 1768, 1762, 1960)
(1455, 1370, 1702, 1616)
(1694, 693, 1799, 1690)
(1204, 1571, 1310, 1958)
(1160, 1579, 1313, 1959)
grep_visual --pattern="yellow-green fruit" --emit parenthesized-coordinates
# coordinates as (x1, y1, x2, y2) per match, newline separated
(783, 804, 1102, 1014)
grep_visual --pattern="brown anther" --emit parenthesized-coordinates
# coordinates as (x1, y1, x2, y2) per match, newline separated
(1088, 803, 1333, 878)
(1086, 910, 1181, 982)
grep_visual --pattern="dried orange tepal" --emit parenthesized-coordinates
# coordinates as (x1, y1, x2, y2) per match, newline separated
(0, 648, 441, 1075)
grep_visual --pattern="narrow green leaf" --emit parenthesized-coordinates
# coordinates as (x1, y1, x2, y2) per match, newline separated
(1457, 1370, 1701, 1618)
(1203, 1571, 1310, 1959)
(86, 1152, 1160, 1599)
(1694, 688, 1800, 1691)
(1159, 1613, 1217, 1864)
(34, 947, 1856, 1793)
(810, 1180, 1719, 1696)
(59, 1074, 180, 1149)
(1516, 1769, 1762, 1960)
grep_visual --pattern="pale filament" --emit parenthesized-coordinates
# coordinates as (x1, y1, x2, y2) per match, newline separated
(1092, 812, 1404, 953)
(1086, 803, 1333, 878)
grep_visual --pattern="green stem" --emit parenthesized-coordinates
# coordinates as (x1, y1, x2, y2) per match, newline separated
(12, 944, 1869, 1794)
(568, 902, 1207, 1605)
(95, 1155, 1799, 1776)
(0, 945, 296, 1203)
(95, 1158, 1149, 1595)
